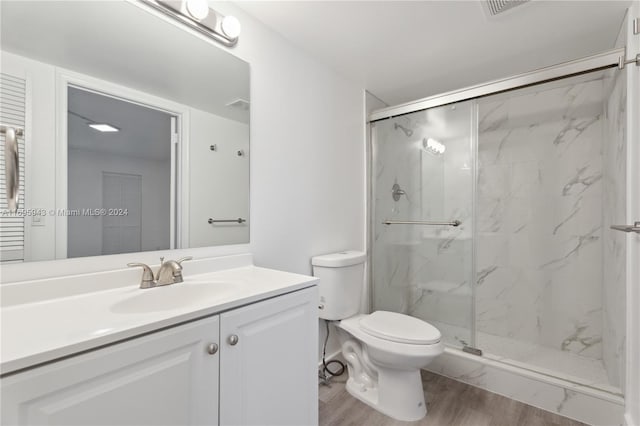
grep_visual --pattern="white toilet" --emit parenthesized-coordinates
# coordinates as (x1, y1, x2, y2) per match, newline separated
(312, 251, 444, 422)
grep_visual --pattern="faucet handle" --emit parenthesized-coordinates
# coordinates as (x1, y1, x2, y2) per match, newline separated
(176, 256, 193, 265)
(127, 262, 156, 288)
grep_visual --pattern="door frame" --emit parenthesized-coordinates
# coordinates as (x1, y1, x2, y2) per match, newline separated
(369, 47, 626, 123)
(623, 3, 640, 425)
(55, 68, 191, 259)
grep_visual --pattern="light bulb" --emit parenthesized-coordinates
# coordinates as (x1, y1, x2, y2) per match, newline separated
(185, 0, 209, 20)
(221, 15, 241, 39)
(423, 138, 445, 155)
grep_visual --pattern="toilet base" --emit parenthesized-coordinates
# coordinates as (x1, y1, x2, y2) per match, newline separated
(345, 368, 427, 422)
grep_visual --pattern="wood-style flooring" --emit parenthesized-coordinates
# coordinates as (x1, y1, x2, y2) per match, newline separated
(319, 371, 588, 426)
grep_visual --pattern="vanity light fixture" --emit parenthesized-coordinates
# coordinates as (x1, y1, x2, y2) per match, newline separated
(144, 0, 241, 47)
(184, 0, 209, 20)
(89, 123, 120, 133)
(423, 137, 446, 155)
(221, 15, 241, 39)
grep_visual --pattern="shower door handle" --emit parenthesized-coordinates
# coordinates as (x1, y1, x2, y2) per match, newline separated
(610, 222, 640, 234)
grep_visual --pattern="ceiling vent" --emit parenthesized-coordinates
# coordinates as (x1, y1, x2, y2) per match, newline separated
(483, 0, 530, 16)
(226, 98, 250, 110)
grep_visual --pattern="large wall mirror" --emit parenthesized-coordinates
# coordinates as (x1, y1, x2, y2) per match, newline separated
(0, 0, 250, 264)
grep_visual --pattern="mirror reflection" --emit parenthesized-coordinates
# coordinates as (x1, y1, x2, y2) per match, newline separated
(0, 0, 250, 262)
(67, 87, 173, 257)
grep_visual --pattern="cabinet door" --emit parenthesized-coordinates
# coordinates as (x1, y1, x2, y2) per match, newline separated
(1, 316, 220, 426)
(219, 287, 318, 426)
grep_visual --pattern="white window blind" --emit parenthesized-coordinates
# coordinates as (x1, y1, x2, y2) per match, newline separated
(0, 72, 26, 263)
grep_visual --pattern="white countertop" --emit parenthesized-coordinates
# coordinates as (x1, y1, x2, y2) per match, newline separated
(1, 260, 318, 376)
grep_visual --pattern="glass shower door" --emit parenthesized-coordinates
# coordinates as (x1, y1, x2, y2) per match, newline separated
(370, 101, 475, 349)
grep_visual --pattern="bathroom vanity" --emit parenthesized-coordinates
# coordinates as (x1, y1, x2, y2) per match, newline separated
(0, 254, 319, 426)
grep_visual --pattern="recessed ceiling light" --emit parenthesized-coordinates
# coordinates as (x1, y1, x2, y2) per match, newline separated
(89, 123, 119, 132)
(226, 98, 250, 110)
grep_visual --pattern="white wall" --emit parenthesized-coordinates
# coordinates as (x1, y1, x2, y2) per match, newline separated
(67, 148, 171, 257)
(189, 109, 249, 248)
(208, 2, 366, 363)
(206, 3, 366, 276)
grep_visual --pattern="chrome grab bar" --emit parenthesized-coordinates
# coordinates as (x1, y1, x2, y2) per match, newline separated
(208, 218, 246, 224)
(383, 219, 461, 227)
(1, 125, 23, 213)
(610, 222, 640, 234)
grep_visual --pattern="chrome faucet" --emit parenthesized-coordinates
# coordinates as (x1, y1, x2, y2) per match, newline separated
(127, 256, 193, 289)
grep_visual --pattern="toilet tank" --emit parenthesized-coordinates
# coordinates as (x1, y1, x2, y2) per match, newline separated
(311, 250, 366, 320)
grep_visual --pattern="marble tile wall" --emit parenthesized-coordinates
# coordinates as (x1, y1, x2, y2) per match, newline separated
(476, 77, 606, 360)
(602, 68, 627, 389)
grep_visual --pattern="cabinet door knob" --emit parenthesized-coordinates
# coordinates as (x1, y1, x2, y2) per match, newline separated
(207, 343, 219, 355)
(228, 334, 239, 346)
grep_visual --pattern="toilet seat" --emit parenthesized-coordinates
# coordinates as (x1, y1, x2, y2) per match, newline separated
(359, 311, 441, 345)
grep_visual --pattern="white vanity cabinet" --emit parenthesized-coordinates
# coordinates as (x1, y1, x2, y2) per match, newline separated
(1, 286, 318, 426)
(219, 285, 318, 425)
(1, 315, 221, 426)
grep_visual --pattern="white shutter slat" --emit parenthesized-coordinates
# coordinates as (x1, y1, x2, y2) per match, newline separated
(0, 72, 26, 263)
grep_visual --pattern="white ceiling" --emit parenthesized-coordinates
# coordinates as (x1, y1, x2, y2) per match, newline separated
(1, 1, 250, 123)
(68, 87, 172, 161)
(237, 0, 630, 106)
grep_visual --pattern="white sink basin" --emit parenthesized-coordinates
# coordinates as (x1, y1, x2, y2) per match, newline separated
(110, 281, 236, 314)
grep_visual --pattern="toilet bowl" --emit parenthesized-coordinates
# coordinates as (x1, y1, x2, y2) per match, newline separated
(311, 251, 444, 422)
(338, 311, 443, 421)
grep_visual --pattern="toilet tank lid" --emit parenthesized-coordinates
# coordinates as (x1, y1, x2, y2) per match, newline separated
(311, 250, 366, 267)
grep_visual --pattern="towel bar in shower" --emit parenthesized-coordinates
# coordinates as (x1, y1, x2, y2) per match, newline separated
(208, 218, 246, 224)
(383, 219, 461, 227)
(610, 222, 640, 234)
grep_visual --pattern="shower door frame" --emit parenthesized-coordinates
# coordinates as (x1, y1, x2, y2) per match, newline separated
(369, 48, 625, 122)
(367, 46, 632, 350)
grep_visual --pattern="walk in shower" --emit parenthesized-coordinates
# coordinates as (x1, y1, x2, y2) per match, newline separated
(370, 52, 628, 395)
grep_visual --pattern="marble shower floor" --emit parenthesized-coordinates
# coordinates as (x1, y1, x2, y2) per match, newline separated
(431, 321, 620, 395)
(319, 370, 587, 426)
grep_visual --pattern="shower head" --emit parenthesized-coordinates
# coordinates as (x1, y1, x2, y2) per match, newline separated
(393, 122, 413, 137)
